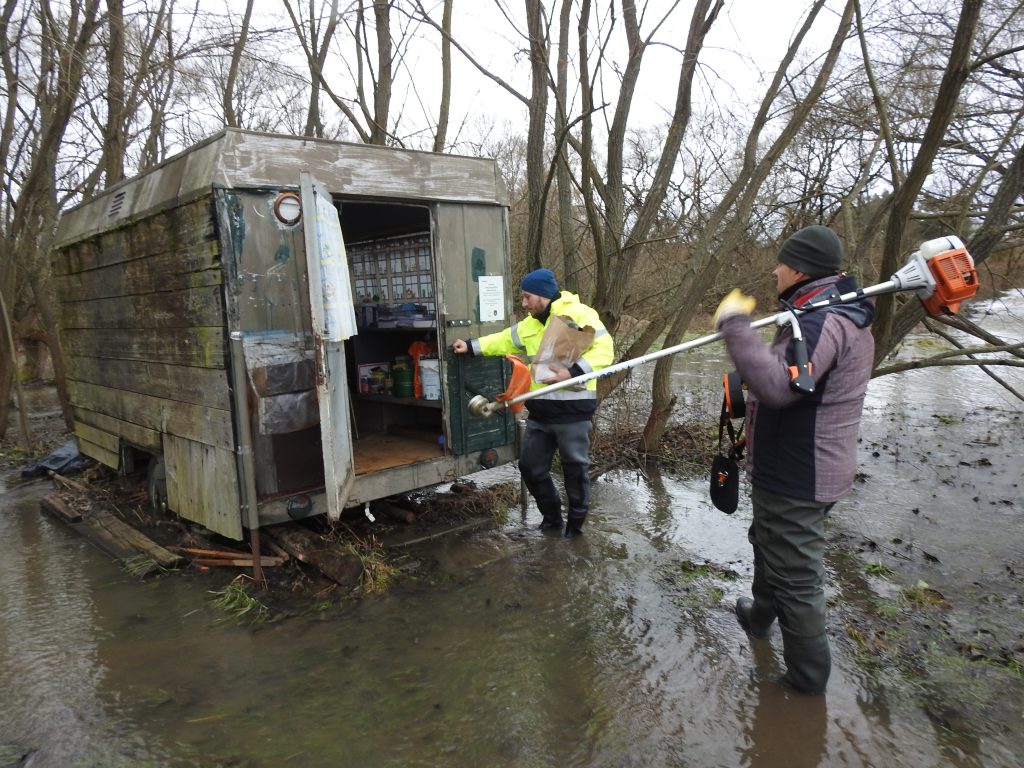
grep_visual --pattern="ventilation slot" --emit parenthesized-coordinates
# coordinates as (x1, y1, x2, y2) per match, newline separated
(107, 190, 127, 218)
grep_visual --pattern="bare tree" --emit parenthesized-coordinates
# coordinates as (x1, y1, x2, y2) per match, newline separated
(871, 0, 983, 362)
(522, 0, 551, 272)
(284, 0, 407, 145)
(283, 0, 340, 138)
(0, 0, 103, 438)
(431, 0, 452, 152)
(223, 0, 254, 128)
(102, 0, 126, 184)
(634, 0, 856, 448)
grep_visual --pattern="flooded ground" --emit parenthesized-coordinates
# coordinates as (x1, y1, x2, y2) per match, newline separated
(1, 293, 1022, 767)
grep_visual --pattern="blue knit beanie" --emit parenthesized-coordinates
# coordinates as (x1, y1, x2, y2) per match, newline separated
(520, 268, 559, 299)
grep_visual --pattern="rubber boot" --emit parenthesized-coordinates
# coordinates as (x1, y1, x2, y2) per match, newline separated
(735, 597, 775, 639)
(564, 512, 586, 538)
(780, 633, 831, 695)
(537, 499, 564, 531)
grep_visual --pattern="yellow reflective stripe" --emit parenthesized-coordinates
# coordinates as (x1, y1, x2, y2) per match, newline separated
(531, 389, 597, 401)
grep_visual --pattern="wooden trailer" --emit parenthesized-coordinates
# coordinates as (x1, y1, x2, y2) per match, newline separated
(52, 129, 519, 540)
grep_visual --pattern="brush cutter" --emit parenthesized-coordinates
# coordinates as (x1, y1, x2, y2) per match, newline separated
(466, 236, 978, 418)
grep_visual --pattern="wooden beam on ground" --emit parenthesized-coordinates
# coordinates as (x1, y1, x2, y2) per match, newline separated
(373, 499, 416, 524)
(264, 523, 363, 586)
(86, 509, 184, 569)
(40, 492, 82, 524)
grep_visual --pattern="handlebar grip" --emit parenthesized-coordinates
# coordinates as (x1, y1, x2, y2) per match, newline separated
(788, 338, 815, 395)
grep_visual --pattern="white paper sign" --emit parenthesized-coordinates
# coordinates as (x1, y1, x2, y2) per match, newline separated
(478, 275, 505, 322)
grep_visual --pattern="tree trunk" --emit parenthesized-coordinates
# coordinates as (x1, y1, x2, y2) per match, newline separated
(432, 0, 452, 152)
(554, 0, 578, 293)
(872, 0, 982, 365)
(102, 0, 126, 185)
(370, 0, 392, 144)
(884, 130, 1024, 354)
(223, 0, 254, 127)
(523, 0, 550, 272)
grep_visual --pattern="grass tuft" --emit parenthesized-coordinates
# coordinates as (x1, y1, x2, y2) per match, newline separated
(209, 576, 270, 625)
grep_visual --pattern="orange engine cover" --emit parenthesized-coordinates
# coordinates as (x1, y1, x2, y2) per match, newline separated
(921, 248, 978, 316)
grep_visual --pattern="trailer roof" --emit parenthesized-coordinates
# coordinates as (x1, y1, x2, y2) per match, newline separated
(55, 129, 510, 247)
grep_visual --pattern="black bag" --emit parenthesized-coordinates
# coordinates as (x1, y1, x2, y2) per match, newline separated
(709, 371, 745, 514)
(709, 453, 739, 514)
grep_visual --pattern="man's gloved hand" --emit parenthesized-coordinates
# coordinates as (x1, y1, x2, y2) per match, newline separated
(713, 289, 756, 327)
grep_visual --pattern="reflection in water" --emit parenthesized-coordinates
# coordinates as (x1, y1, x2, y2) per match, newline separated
(740, 642, 828, 768)
(0, 478, 174, 767)
(0, 293, 1021, 767)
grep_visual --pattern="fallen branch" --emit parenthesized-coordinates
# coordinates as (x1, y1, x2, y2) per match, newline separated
(374, 499, 416, 524)
(922, 318, 1024, 401)
(47, 470, 88, 494)
(261, 536, 291, 560)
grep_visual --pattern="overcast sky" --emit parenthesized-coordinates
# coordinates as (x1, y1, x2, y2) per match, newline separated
(236, 1, 849, 146)
(428, 1, 847, 133)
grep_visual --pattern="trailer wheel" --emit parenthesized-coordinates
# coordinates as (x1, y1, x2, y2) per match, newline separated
(147, 457, 167, 514)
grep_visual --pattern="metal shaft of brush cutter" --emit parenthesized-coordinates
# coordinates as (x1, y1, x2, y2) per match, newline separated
(468, 237, 971, 418)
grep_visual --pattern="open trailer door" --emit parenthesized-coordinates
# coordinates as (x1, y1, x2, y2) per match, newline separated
(300, 172, 358, 520)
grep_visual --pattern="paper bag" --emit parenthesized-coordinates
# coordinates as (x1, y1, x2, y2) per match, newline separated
(532, 315, 595, 384)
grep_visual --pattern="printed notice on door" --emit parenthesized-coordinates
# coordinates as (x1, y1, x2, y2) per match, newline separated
(478, 275, 505, 322)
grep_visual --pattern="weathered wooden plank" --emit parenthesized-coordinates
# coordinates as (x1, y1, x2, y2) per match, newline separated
(74, 421, 119, 453)
(61, 326, 227, 369)
(40, 492, 83, 523)
(60, 285, 224, 330)
(74, 407, 161, 451)
(164, 434, 242, 540)
(78, 435, 120, 469)
(264, 523, 362, 586)
(66, 356, 232, 411)
(55, 240, 222, 302)
(68, 380, 235, 450)
(87, 508, 184, 568)
(53, 198, 217, 276)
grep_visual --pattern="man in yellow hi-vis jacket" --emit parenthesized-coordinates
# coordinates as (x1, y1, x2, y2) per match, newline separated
(452, 269, 614, 537)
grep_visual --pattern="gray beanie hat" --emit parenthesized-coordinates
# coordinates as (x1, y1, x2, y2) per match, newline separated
(777, 225, 843, 278)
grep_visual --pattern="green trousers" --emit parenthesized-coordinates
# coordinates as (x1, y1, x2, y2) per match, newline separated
(748, 486, 833, 694)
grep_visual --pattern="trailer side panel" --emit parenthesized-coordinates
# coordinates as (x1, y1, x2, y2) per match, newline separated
(53, 196, 241, 538)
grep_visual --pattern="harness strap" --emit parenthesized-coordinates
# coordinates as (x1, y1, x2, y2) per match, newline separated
(719, 371, 746, 461)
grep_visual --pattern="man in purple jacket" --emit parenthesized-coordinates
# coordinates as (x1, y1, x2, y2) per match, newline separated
(713, 225, 875, 695)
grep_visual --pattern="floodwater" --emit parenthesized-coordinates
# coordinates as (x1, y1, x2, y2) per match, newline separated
(1, 293, 1022, 768)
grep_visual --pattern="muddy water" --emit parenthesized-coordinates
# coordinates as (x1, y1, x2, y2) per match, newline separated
(1, 294, 1022, 768)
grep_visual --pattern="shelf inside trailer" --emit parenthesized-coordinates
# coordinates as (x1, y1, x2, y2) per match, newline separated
(356, 393, 441, 409)
(352, 432, 445, 475)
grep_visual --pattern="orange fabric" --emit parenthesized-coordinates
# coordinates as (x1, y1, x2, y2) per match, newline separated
(407, 340, 437, 398)
(495, 355, 532, 414)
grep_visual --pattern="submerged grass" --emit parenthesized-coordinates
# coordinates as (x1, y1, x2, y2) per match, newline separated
(863, 561, 897, 578)
(122, 554, 170, 578)
(209, 576, 270, 625)
(347, 542, 400, 595)
(664, 559, 739, 609)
